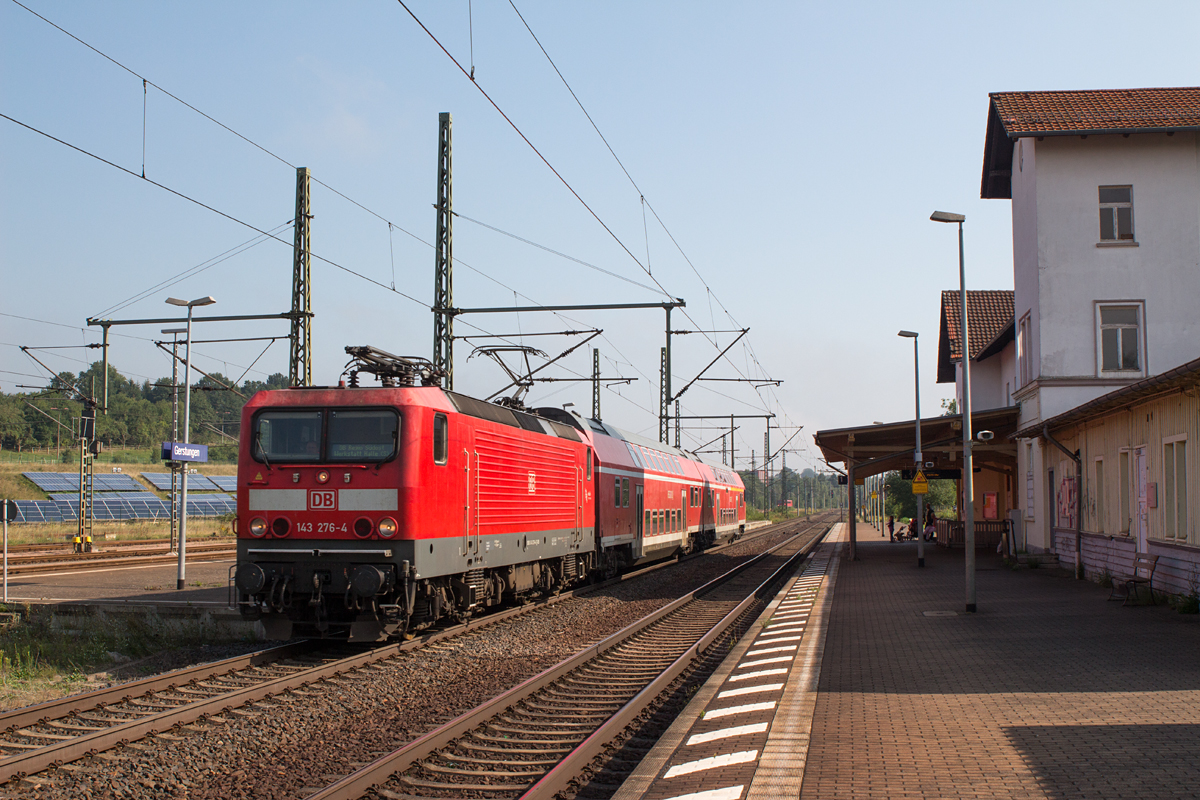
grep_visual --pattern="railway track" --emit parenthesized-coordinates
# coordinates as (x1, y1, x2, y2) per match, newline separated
(305, 517, 830, 800)
(0, 515, 831, 793)
(0, 541, 236, 576)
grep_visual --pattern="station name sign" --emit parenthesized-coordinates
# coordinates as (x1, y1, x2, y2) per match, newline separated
(901, 468, 961, 480)
(162, 441, 208, 463)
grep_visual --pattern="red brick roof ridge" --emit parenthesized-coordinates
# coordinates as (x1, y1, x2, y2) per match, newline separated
(941, 289, 1013, 362)
(989, 87, 1200, 135)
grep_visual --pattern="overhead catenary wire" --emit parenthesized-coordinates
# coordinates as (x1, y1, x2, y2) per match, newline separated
(394, 0, 674, 301)
(0, 112, 429, 310)
(11, 1, 785, 442)
(92, 221, 294, 319)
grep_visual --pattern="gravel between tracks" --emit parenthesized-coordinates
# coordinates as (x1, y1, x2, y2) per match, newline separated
(15, 527, 806, 800)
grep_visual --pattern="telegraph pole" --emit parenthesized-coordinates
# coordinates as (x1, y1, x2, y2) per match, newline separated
(433, 113, 454, 389)
(289, 167, 312, 386)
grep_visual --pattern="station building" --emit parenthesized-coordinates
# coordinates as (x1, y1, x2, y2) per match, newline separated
(820, 87, 1200, 596)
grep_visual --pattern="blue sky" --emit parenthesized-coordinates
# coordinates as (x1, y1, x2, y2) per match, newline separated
(3, 1, 1198, 472)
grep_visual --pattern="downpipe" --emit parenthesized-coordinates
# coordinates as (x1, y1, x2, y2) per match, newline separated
(1043, 424, 1083, 580)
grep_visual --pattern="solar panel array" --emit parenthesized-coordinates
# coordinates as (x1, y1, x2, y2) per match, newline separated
(141, 472, 234, 492)
(24, 472, 146, 492)
(13, 494, 236, 523)
(49, 492, 162, 503)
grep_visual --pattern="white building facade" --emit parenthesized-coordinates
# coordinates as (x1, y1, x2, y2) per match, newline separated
(982, 88, 1200, 564)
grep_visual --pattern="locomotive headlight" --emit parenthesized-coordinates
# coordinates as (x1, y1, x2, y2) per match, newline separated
(249, 517, 268, 537)
(377, 517, 398, 538)
(316, 470, 330, 484)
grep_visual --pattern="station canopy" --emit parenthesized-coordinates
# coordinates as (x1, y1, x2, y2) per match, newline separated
(814, 407, 1019, 481)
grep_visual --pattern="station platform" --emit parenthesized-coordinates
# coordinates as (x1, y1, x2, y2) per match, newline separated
(1, 557, 234, 606)
(615, 521, 1200, 799)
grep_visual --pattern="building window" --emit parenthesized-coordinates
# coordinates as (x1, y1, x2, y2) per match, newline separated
(1096, 303, 1143, 374)
(1098, 186, 1134, 241)
(1094, 458, 1105, 534)
(1163, 437, 1188, 542)
(1017, 313, 1032, 387)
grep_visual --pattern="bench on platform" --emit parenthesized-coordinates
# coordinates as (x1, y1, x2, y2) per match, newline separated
(1108, 553, 1158, 606)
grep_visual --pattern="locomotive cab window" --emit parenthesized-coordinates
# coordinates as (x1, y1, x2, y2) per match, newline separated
(586, 447, 592, 480)
(253, 410, 323, 463)
(433, 413, 448, 465)
(328, 409, 399, 462)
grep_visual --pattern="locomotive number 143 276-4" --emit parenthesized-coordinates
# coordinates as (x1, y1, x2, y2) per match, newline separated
(296, 522, 349, 534)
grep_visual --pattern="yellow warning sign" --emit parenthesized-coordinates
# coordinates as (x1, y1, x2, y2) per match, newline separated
(911, 469, 929, 495)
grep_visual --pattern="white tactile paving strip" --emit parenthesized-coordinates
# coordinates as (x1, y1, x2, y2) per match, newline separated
(611, 523, 845, 800)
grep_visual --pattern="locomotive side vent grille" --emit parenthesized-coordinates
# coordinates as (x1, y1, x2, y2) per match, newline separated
(464, 568, 486, 607)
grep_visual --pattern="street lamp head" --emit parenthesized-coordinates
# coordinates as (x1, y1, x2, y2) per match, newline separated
(897, 330, 918, 339)
(161, 327, 187, 335)
(930, 211, 966, 224)
(166, 296, 216, 308)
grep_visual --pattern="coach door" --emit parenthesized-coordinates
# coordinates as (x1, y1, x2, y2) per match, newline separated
(575, 460, 584, 545)
(634, 485, 644, 559)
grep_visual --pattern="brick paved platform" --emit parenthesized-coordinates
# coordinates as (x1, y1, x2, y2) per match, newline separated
(617, 520, 1200, 799)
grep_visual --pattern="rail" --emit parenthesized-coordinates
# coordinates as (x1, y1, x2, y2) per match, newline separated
(303, 518, 830, 800)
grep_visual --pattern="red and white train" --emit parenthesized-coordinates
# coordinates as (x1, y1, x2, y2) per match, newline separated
(233, 347, 746, 641)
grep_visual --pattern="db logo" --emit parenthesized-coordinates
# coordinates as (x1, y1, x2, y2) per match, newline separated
(309, 490, 336, 510)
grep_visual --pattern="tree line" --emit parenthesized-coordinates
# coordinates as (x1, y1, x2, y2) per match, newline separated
(0, 361, 289, 459)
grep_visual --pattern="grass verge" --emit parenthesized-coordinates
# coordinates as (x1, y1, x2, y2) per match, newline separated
(0, 604, 255, 711)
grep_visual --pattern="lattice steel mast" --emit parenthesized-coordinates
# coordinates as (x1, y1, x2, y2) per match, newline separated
(289, 167, 312, 386)
(433, 113, 454, 389)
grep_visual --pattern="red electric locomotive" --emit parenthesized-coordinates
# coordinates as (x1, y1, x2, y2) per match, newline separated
(233, 347, 745, 641)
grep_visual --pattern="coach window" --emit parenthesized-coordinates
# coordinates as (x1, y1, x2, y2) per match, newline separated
(586, 447, 593, 480)
(645, 509, 651, 535)
(614, 476, 621, 508)
(433, 413, 448, 465)
(622, 478, 630, 507)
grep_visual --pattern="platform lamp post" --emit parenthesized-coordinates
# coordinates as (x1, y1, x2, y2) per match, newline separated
(930, 210, 975, 612)
(166, 296, 215, 590)
(898, 331, 925, 567)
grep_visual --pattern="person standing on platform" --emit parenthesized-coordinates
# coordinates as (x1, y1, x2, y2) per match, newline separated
(887, 515, 895, 542)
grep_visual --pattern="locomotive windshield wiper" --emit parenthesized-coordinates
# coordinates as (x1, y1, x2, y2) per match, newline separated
(255, 430, 272, 470)
(369, 429, 398, 472)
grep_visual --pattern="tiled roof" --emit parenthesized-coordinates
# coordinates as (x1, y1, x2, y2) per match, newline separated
(936, 290, 1013, 384)
(990, 87, 1200, 136)
(981, 87, 1200, 199)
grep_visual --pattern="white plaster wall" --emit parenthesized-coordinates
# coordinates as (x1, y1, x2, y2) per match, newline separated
(960, 356, 1006, 411)
(1034, 133, 1200, 379)
(1011, 138, 1040, 393)
(998, 340, 1017, 407)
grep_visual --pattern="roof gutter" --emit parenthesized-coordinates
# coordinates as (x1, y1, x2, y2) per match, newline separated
(1007, 125, 1200, 139)
(1043, 424, 1083, 580)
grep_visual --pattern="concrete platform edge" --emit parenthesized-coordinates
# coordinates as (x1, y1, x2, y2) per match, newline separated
(610, 533, 826, 800)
